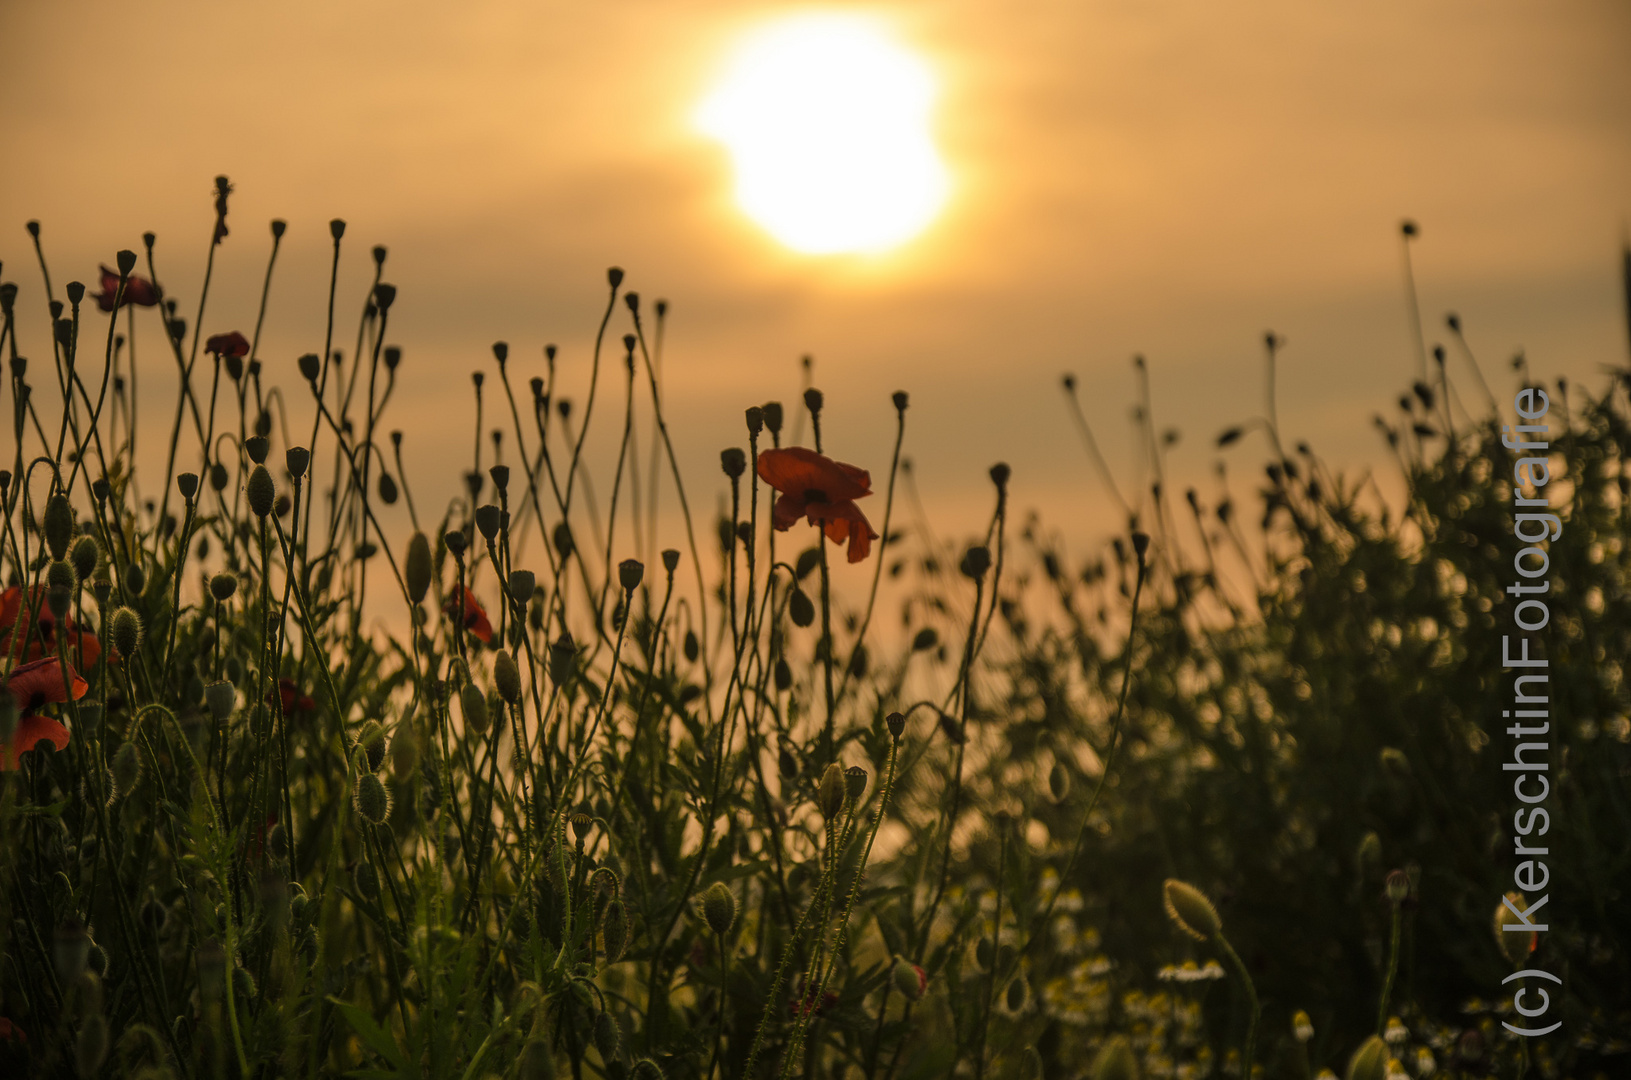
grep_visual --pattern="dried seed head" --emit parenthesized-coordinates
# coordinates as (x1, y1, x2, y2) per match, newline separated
(702, 881, 736, 935)
(761, 400, 784, 434)
(508, 570, 536, 606)
(885, 711, 905, 739)
(960, 546, 991, 581)
(111, 607, 141, 659)
(845, 765, 868, 804)
(1162, 879, 1221, 941)
(1345, 1035, 1388, 1080)
(474, 504, 503, 542)
(1091, 1035, 1139, 1080)
(460, 684, 490, 737)
(204, 681, 236, 725)
(661, 548, 680, 574)
(818, 762, 846, 822)
(209, 572, 238, 602)
(354, 773, 390, 825)
(247, 465, 275, 518)
(44, 493, 74, 560)
(494, 651, 522, 706)
(405, 532, 433, 604)
(1384, 869, 1410, 904)
(720, 447, 746, 478)
(618, 559, 644, 592)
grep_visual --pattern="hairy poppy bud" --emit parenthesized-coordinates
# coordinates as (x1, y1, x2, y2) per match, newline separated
(721, 447, 746, 478)
(405, 532, 432, 604)
(44, 493, 74, 560)
(354, 773, 390, 825)
(1345, 1035, 1388, 1080)
(111, 607, 141, 659)
(818, 762, 846, 822)
(683, 630, 699, 663)
(795, 548, 821, 581)
(630, 1059, 665, 1080)
(354, 859, 380, 899)
(298, 352, 320, 382)
(960, 546, 991, 581)
(378, 472, 398, 504)
(247, 465, 275, 518)
(893, 957, 926, 1001)
(47, 584, 72, 622)
(1384, 869, 1409, 904)
(775, 658, 792, 692)
(885, 711, 905, 739)
(789, 588, 815, 627)
(1162, 879, 1221, 941)
(1091, 1035, 1138, 1080)
(603, 897, 629, 964)
(549, 634, 576, 686)
(389, 728, 419, 781)
(204, 681, 236, 725)
(594, 1010, 622, 1065)
(209, 572, 237, 602)
(494, 651, 522, 706)
(619, 559, 644, 592)
(460, 684, 489, 737)
(48, 558, 77, 595)
(71, 535, 100, 583)
(1379, 747, 1411, 779)
(1048, 761, 1071, 802)
(702, 881, 736, 935)
(356, 720, 387, 772)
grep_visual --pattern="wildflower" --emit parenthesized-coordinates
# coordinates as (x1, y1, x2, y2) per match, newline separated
(271, 679, 316, 714)
(94, 264, 162, 311)
(1383, 1017, 1408, 1045)
(2, 656, 87, 769)
(789, 982, 840, 1018)
(1162, 879, 1221, 940)
(444, 586, 493, 644)
(755, 446, 879, 563)
(205, 331, 250, 358)
(0, 585, 102, 669)
(1293, 1010, 1315, 1042)
(892, 958, 927, 1001)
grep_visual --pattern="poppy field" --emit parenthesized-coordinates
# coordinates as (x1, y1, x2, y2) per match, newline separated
(0, 181, 1627, 1079)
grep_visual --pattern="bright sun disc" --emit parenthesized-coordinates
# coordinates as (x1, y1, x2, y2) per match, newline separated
(697, 14, 950, 256)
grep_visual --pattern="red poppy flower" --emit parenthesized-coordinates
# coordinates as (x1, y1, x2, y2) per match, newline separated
(0, 586, 102, 670)
(243, 811, 278, 866)
(2, 656, 87, 770)
(443, 586, 493, 644)
(269, 678, 316, 714)
(755, 447, 879, 563)
(205, 331, 250, 358)
(95, 264, 163, 312)
(789, 982, 841, 1019)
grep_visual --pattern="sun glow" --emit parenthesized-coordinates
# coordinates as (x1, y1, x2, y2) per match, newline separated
(697, 13, 950, 256)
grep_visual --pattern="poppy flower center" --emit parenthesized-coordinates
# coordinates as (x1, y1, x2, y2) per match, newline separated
(803, 488, 828, 503)
(26, 692, 47, 712)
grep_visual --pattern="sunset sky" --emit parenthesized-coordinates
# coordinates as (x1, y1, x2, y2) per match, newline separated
(3, 0, 1629, 572)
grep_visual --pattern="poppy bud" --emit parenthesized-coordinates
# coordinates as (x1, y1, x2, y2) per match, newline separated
(1384, 869, 1409, 904)
(47, 558, 78, 596)
(938, 712, 964, 744)
(594, 1010, 622, 1065)
(1400, 219, 1417, 238)
(721, 447, 746, 478)
(1345, 1035, 1388, 1080)
(629, 1059, 665, 1080)
(204, 682, 236, 725)
(1049, 761, 1071, 802)
(247, 465, 275, 518)
(794, 548, 821, 580)
(775, 657, 792, 691)
(602, 897, 629, 964)
(475, 504, 502, 542)
(298, 353, 320, 382)
(553, 522, 575, 561)
(494, 651, 522, 706)
(356, 720, 387, 772)
(683, 630, 699, 663)
(209, 572, 238, 602)
(508, 570, 535, 607)
(818, 762, 846, 822)
(47, 584, 72, 622)
(111, 607, 141, 660)
(607, 266, 624, 289)
(614, 558, 644, 593)
(803, 387, 823, 415)
(960, 546, 991, 581)
(762, 401, 784, 434)
(789, 588, 815, 627)
(661, 548, 680, 575)
(1162, 879, 1221, 940)
(354, 773, 390, 826)
(208, 461, 229, 492)
(1091, 1036, 1138, 1080)
(460, 684, 489, 737)
(389, 728, 419, 782)
(71, 535, 100, 583)
(778, 744, 798, 779)
(549, 634, 577, 686)
(847, 645, 867, 677)
(378, 472, 398, 504)
(1379, 747, 1411, 779)
(405, 532, 433, 604)
(44, 493, 73, 560)
(74, 1011, 108, 1076)
(892, 957, 926, 1000)
(845, 765, 868, 804)
(702, 881, 736, 935)
(354, 859, 381, 899)
(1005, 978, 1027, 1012)
(885, 711, 904, 739)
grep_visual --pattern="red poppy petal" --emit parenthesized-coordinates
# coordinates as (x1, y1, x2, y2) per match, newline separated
(805, 500, 877, 563)
(4, 714, 71, 770)
(6, 656, 87, 708)
(771, 491, 807, 531)
(756, 447, 870, 502)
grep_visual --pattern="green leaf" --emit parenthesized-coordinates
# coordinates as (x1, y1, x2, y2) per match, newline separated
(326, 996, 407, 1071)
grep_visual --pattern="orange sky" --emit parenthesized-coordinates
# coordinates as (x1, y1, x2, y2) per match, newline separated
(3, 0, 1629, 570)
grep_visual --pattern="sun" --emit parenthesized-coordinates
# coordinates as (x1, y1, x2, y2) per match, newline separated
(696, 13, 950, 256)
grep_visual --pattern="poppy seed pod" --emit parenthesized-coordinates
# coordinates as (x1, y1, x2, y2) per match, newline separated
(177, 472, 200, 500)
(661, 548, 680, 575)
(111, 607, 141, 659)
(618, 559, 644, 593)
(803, 387, 823, 415)
(721, 447, 746, 478)
(702, 881, 736, 936)
(489, 464, 509, 493)
(459, 684, 489, 736)
(789, 588, 815, 628)
(44, 493, 74, 560)
(494, 651, 522, 706)
(603, 897, 629, 964)
(761, 401, 784, 434)
(990, 462, 1011, 488)
(885, 711, 905, 739)
(204, 681, 236, 724)
(1385, 869, 1410, 904)
(354, 773, 390, 825)
(356, 720, 387, 772)
(549, 634, 576, 686)
(405, 532, 433, 604)
(1091, 1035, 1139, 1080)
(507, 570, 536, 608)
(474, 504, 502, 542)
(71, 535, 100, 583)
(297, 352, 320, 382)
(745, 406, 763, 436)
(1345, 1035, 1388, 1080)
(209, 572, 238, 602)
(1162, 879, 1221, 941)
(247, 465, 275, 518)
(960, 546, 991, 581)
(845, 765, 868, 804)
(818, 762, 846, 822)
(1131, 531, 1150, 561)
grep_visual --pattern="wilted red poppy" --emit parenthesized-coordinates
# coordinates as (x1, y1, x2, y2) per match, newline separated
(205, 331, 250, 358)
(755, 447, 879, 564)
(444, 586, 493, 644)
(269, 678, 316, 714)
(0, 586, 102, 670)
(95, 264, 163, 311)
(2, 656, 87, 770)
